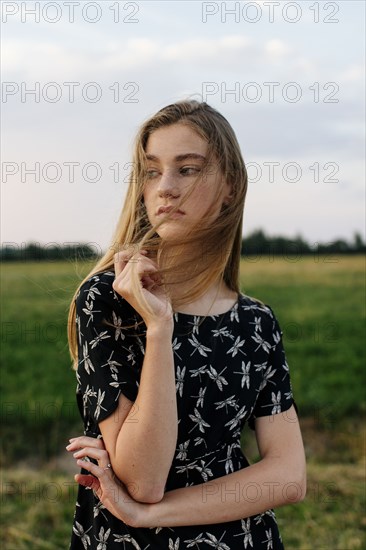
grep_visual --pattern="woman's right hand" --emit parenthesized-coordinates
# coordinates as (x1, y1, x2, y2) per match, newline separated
(112, 249, 173, 330)
(67, 436, 149, 527)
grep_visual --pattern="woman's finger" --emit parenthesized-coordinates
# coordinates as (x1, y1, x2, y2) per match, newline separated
(75, 473, 101, 491)
(113, 256, 160, 296)
(66, 436, 105, 452)
(76, 458, 111, 479)
(72, 446, 110, 465)
(114, 251, 133, 278)
(114, 247, 146, 277)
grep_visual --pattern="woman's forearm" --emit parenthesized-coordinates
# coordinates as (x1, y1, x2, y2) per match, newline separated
(139, 456, 306, 527)
(113, 325, 178, 501)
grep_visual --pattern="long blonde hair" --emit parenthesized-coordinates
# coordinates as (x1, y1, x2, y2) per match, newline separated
(68, 100, 248, 366)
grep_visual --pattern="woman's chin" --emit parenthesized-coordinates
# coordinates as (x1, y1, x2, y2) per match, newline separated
(156, 225, 190, 242)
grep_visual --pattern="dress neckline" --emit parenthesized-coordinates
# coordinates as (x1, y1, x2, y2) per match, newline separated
(174, 293, 243, 320)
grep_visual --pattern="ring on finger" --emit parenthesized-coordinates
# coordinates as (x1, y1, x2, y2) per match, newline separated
(103, 463, 112, 471)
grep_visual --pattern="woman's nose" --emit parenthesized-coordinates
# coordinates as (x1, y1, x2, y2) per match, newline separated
(157, 173, 180, 198)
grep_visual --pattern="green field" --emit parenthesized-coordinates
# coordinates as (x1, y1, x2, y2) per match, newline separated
(1, 256, 365, 548)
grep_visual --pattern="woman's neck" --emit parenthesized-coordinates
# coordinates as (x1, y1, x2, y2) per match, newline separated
(171, 279, 238, 317)
(155, 242, 237, 316)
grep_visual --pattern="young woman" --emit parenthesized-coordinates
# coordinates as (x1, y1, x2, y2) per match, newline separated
(66, 100, 306, 549)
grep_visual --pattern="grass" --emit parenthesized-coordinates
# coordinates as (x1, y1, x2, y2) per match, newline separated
(1, 260, 92, 463)
(240, 255, 366, 422)
(1, 459, 365, 549)
(279, 462, 366, 549)
(1, 467, 78, 549)
(1, 256, 365, 462)
(1, 256, 365, 547)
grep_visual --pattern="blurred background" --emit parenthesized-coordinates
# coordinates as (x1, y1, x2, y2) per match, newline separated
(1, 1, 365, 548)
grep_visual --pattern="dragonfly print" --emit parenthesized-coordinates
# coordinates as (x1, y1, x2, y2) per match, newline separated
(227, 336, 247, 357)
(82, 384, 97, 416)
(94, 389, 107, 420)
(271, 391, 282, 414)
(188, 334, 212, 357)
(212, 326, 235, 341)
(100, 350, 122, 373)
(112, 310, 125, 341)
(217, 443, 235, 474)
(202, 531, 231, 549)
(95, 526, 111, 550)
(72, 521, 92, 549)
(168, 538, 180, 550)
(176, 366, 186, 397)
(184, 532, 206, 548)
(224, 405, 248, 431)
(172, 337, 183, 360)
(81, 341, 95, 375)
(72, 273, 294, 549)
(112, 533, 150, 549)
(262, 528, 274, 549)
(187, 316, 202, 335)
(188, 408, 211, 433)
(192, 386, 207, 408)
(176, 440, 190, 460)
(90, 330, 110, 349)
(233, 518, 254, 548)
(259, 366, 277, 391)
(230, 303, 240, 323)
(207, 365, 229, 391)
(251, 333, 272, 353)
(233, 360, 251, 389)
(84, 280, 101, 301)
(250, 316, 262, 332)
(214, 395, 239, 414)
(82, 299, 101, 327)
(189, 364, 210, 383)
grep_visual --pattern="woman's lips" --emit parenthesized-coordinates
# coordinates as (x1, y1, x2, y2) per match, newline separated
(156, 206, 185, 218)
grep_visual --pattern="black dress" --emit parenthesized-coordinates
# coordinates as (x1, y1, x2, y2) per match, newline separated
(70, 270, 295, 549)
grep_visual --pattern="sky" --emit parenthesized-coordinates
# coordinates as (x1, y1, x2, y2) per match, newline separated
(1, 0, 365, 252)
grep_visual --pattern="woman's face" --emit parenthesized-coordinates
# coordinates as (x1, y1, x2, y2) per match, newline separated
(143, 123, 232, 241)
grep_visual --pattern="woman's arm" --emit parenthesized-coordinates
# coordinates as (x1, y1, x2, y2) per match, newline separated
(98, 323, 178, 504)
(70, 250, 178, 504)
(100, 250, 178, 503)
(69, 326, 177, 505)
(71, 405, 306, 527)
(141, 405, 306, 527)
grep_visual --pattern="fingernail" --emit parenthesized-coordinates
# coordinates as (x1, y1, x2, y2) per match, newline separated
(69, 438, 76, 442)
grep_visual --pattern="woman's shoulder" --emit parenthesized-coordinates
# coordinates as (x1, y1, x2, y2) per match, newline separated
(75, 269, 121, 310)
(77, 269, 115, 295)
(238, 293, 280, 331)
(75, 269, 141, 323)
(238, 293, 274, 316)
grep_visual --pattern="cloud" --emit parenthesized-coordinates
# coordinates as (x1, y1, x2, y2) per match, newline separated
(2, 34, 256, 78)
(265, 39, 291, 57)
(2, 39, 95, 79)
(162, 35, 252, 61)
(338, 64, 365, 82)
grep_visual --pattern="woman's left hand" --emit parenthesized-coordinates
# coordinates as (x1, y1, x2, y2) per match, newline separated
(66, 436, 152, 528)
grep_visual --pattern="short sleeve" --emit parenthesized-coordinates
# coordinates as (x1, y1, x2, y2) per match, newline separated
(248, 306, 296, 430)
(75, 271, 144, 426)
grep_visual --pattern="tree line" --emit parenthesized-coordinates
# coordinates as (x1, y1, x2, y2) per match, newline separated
(1, 230, 365, 261)
(240, 230, 366, 256)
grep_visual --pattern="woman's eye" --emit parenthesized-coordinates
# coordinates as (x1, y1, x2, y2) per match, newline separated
(180, 166, 200, 176)
(146, 169, 159, 179)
